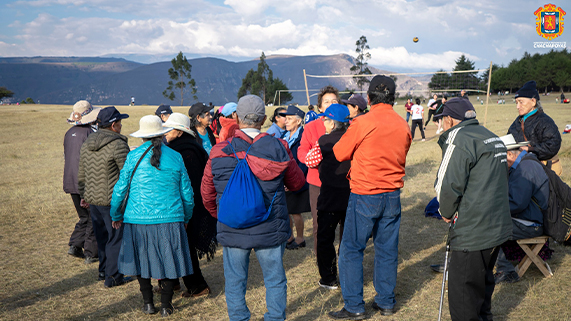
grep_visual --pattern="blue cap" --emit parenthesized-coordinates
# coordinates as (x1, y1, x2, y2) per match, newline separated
(317, 103, 350, 122)
(155, 104, 172, 117)
(278, 105, 305, 119)
(97, 106, 129, 127)
(221, 102, 237, 117)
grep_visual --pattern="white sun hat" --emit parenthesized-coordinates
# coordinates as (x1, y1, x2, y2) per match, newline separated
(162, 112, 194, 135)
(499, 134, 530, 150)
(131, 115, 173, 138)
(67, 100, 101, 125)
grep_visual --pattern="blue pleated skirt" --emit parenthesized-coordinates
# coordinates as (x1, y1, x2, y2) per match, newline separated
(118, 222, 194, 279)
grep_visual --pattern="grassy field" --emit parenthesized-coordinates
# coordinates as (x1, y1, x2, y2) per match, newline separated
(0, 99, 570, 321)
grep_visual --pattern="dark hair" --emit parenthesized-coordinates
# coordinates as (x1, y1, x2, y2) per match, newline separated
(150, 137, 162, 169)
(308, 105, 314, 110)
(415, 98, 421, 105)
(317, 86, 340, 110)
(368, 89, 395, 106)
(189, 111, 210, 128)
(270, 107, 286, 123)
(331, 120, 349, 132)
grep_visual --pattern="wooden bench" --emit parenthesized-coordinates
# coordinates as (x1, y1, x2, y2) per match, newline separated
(514, 236, 553, 278)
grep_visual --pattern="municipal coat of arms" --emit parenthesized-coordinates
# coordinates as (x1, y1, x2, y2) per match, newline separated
(535, 4, 566, 40)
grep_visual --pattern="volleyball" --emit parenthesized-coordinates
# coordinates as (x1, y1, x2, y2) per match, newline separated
(413, 37, 419, 43)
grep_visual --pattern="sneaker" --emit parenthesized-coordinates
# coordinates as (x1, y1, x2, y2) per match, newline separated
(318, 279, 339, 290)
(328, 308, 367, 320)
(494, 271, 520, 284)
(84, 256, 98, 264)
(421, 139, 426, 141)
(286, 240, 306, 250)
(430, 264, 445, 273)
(68, 246, 85, 258)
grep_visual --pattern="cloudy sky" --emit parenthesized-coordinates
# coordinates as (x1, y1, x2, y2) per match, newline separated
(0, 0, 568, 71)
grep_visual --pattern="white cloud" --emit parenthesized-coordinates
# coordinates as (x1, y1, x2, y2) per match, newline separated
(369, 47, 480, 70)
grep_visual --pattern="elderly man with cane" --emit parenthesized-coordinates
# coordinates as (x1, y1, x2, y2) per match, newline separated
(435, 98, 512, 321)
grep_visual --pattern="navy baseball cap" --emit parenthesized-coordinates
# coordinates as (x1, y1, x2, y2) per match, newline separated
(279, 105, 305, 119)
(441, 97, 476, 121)
(342, 94, 368, 111)
(317, 103, 350, 122)
(155, 104, 173, 117)
(98, 106, 129, 127)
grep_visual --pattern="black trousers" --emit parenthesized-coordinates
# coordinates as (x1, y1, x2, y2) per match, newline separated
(316, 210, 345, 284)
(138, 277, 175, 308)
(91, 205, 124, 285)
(181, 229, 208, 294)
(448, 246, 500, 321)
(69, 194, 98, 257)
(425, 109, 436, 127)
(411, 119, 425, 139)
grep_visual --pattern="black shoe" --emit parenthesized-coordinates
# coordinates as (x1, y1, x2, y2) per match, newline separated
(328, 308, 368, 320)
(372, 302, 395, 316)
(68, 246, 85, 258)
(160, 304, 174, 317)
(286, 240, 306, 250)
(430, 264, 445, 273)
(104, 276, 134, 288)
(142, 303, 157, 315)
(494, 271, 520, 284)
(85, 256, 98, 264)
(98, 272, 105, 281)
(318, 279, 339, 290)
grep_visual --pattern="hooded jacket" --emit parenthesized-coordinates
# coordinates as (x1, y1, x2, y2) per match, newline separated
(509, 151, 549, 224)
(218, 116, 239, 142)
(78, 128, 130, 206)
(63, 124, 95, 194)
(201, 130, 306, 249)
(110, 141, 194, 224)
(435, 119, 512, 251)
(507, 108, 561, 160)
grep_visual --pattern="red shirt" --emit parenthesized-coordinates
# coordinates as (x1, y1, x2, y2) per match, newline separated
(297, 118, 326, 187)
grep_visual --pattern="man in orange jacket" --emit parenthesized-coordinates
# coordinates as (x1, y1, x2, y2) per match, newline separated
(329, 76, 411, 320)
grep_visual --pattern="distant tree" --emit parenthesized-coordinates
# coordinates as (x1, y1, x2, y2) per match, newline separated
(350, 36, 372, 93)
(451, 54, 478, 92)
(238, 52, 292, 105)
(21, 97, 35, 104)
(162, 51, 197, 106)
(0, 87, 14, 100)
(428, 69, 451, 90)
(479, 63, 500, 90)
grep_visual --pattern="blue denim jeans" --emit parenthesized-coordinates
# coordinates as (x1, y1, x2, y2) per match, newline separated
(339, 191, 401, 313)
(223, 243, 287, 321)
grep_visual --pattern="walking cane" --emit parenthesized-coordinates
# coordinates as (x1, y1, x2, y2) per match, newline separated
(437, 243, 450, 321)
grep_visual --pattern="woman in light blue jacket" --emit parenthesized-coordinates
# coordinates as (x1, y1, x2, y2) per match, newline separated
(111, 115, 194, 317)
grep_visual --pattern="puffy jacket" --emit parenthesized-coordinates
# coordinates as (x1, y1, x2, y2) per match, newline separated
(435, 119, 512, 252)
(218, 117, 239, 142)
(63, 124, 95, 194)
(509, 151, 549, 224)
(201, 130, 306, 249)
(297, 118, 326, 187)
(333, 103, 412, 195)
(110, 141, 194, 224)
(78, 128, 130, 206)
(507, 108, 561, 160)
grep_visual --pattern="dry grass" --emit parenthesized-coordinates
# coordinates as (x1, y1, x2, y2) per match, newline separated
(0, 100, 570, 321)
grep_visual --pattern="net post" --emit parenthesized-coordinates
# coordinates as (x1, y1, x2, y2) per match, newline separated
(484, 61, 492, 127)
(303, 69, 310, 106)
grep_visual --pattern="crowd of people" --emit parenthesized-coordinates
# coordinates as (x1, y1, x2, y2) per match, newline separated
(62, 77, 563, 320)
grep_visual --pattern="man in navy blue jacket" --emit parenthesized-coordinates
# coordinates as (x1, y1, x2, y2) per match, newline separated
(494, 134, 549, 284)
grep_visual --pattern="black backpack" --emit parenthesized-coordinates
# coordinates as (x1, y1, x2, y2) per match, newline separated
(524, 156, 571, 242)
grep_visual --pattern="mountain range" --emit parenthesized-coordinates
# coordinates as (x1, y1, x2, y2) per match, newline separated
(0, 54, 429, 106)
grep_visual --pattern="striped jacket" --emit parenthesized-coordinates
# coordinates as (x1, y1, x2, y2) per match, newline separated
(434, 119, 512, 252)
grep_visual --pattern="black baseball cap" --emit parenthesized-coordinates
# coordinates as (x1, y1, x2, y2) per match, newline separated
(155, 104, 173, 117)
(441, 97, 476, 121)
(368, 75, 396, 95)
(98, 106, 129, 127)
(188, 102, 211, 118)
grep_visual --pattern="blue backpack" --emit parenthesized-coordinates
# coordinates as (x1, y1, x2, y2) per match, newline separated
(218, 141, 278, 229)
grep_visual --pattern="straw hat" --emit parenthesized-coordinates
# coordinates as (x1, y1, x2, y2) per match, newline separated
(163, 112, 194, 135)
(67, 100, 101, 125)
(131, 115, 173, 138)
(499, 134, 529, 150)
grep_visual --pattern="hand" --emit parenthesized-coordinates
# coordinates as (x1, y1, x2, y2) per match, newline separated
(184, 223, 188, 230)
(80, 199, 89, 208)
(284, 186, 290, 192)
(112, 220, 123, 229)
(442, 216, 452, 224)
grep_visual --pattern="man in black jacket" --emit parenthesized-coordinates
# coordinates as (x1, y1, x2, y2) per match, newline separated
(64, 100, 100, 263)
(508, 80, 561, 175)
(494, 134, 549, 284)
(435, 98, 512, 321)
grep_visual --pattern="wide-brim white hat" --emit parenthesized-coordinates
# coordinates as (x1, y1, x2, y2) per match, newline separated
(499, 134, 529, 150)
(131, 115, 173, 138)
(162, 112, 194, 135)
(67, 100, 101, 125)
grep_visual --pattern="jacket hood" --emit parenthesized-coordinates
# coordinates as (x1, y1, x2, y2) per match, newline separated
(84, 128, 128, 152)
(219, 117, 237, 127)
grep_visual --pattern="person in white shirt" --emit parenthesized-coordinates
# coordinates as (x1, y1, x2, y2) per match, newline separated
(410, 98, 425, 141)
